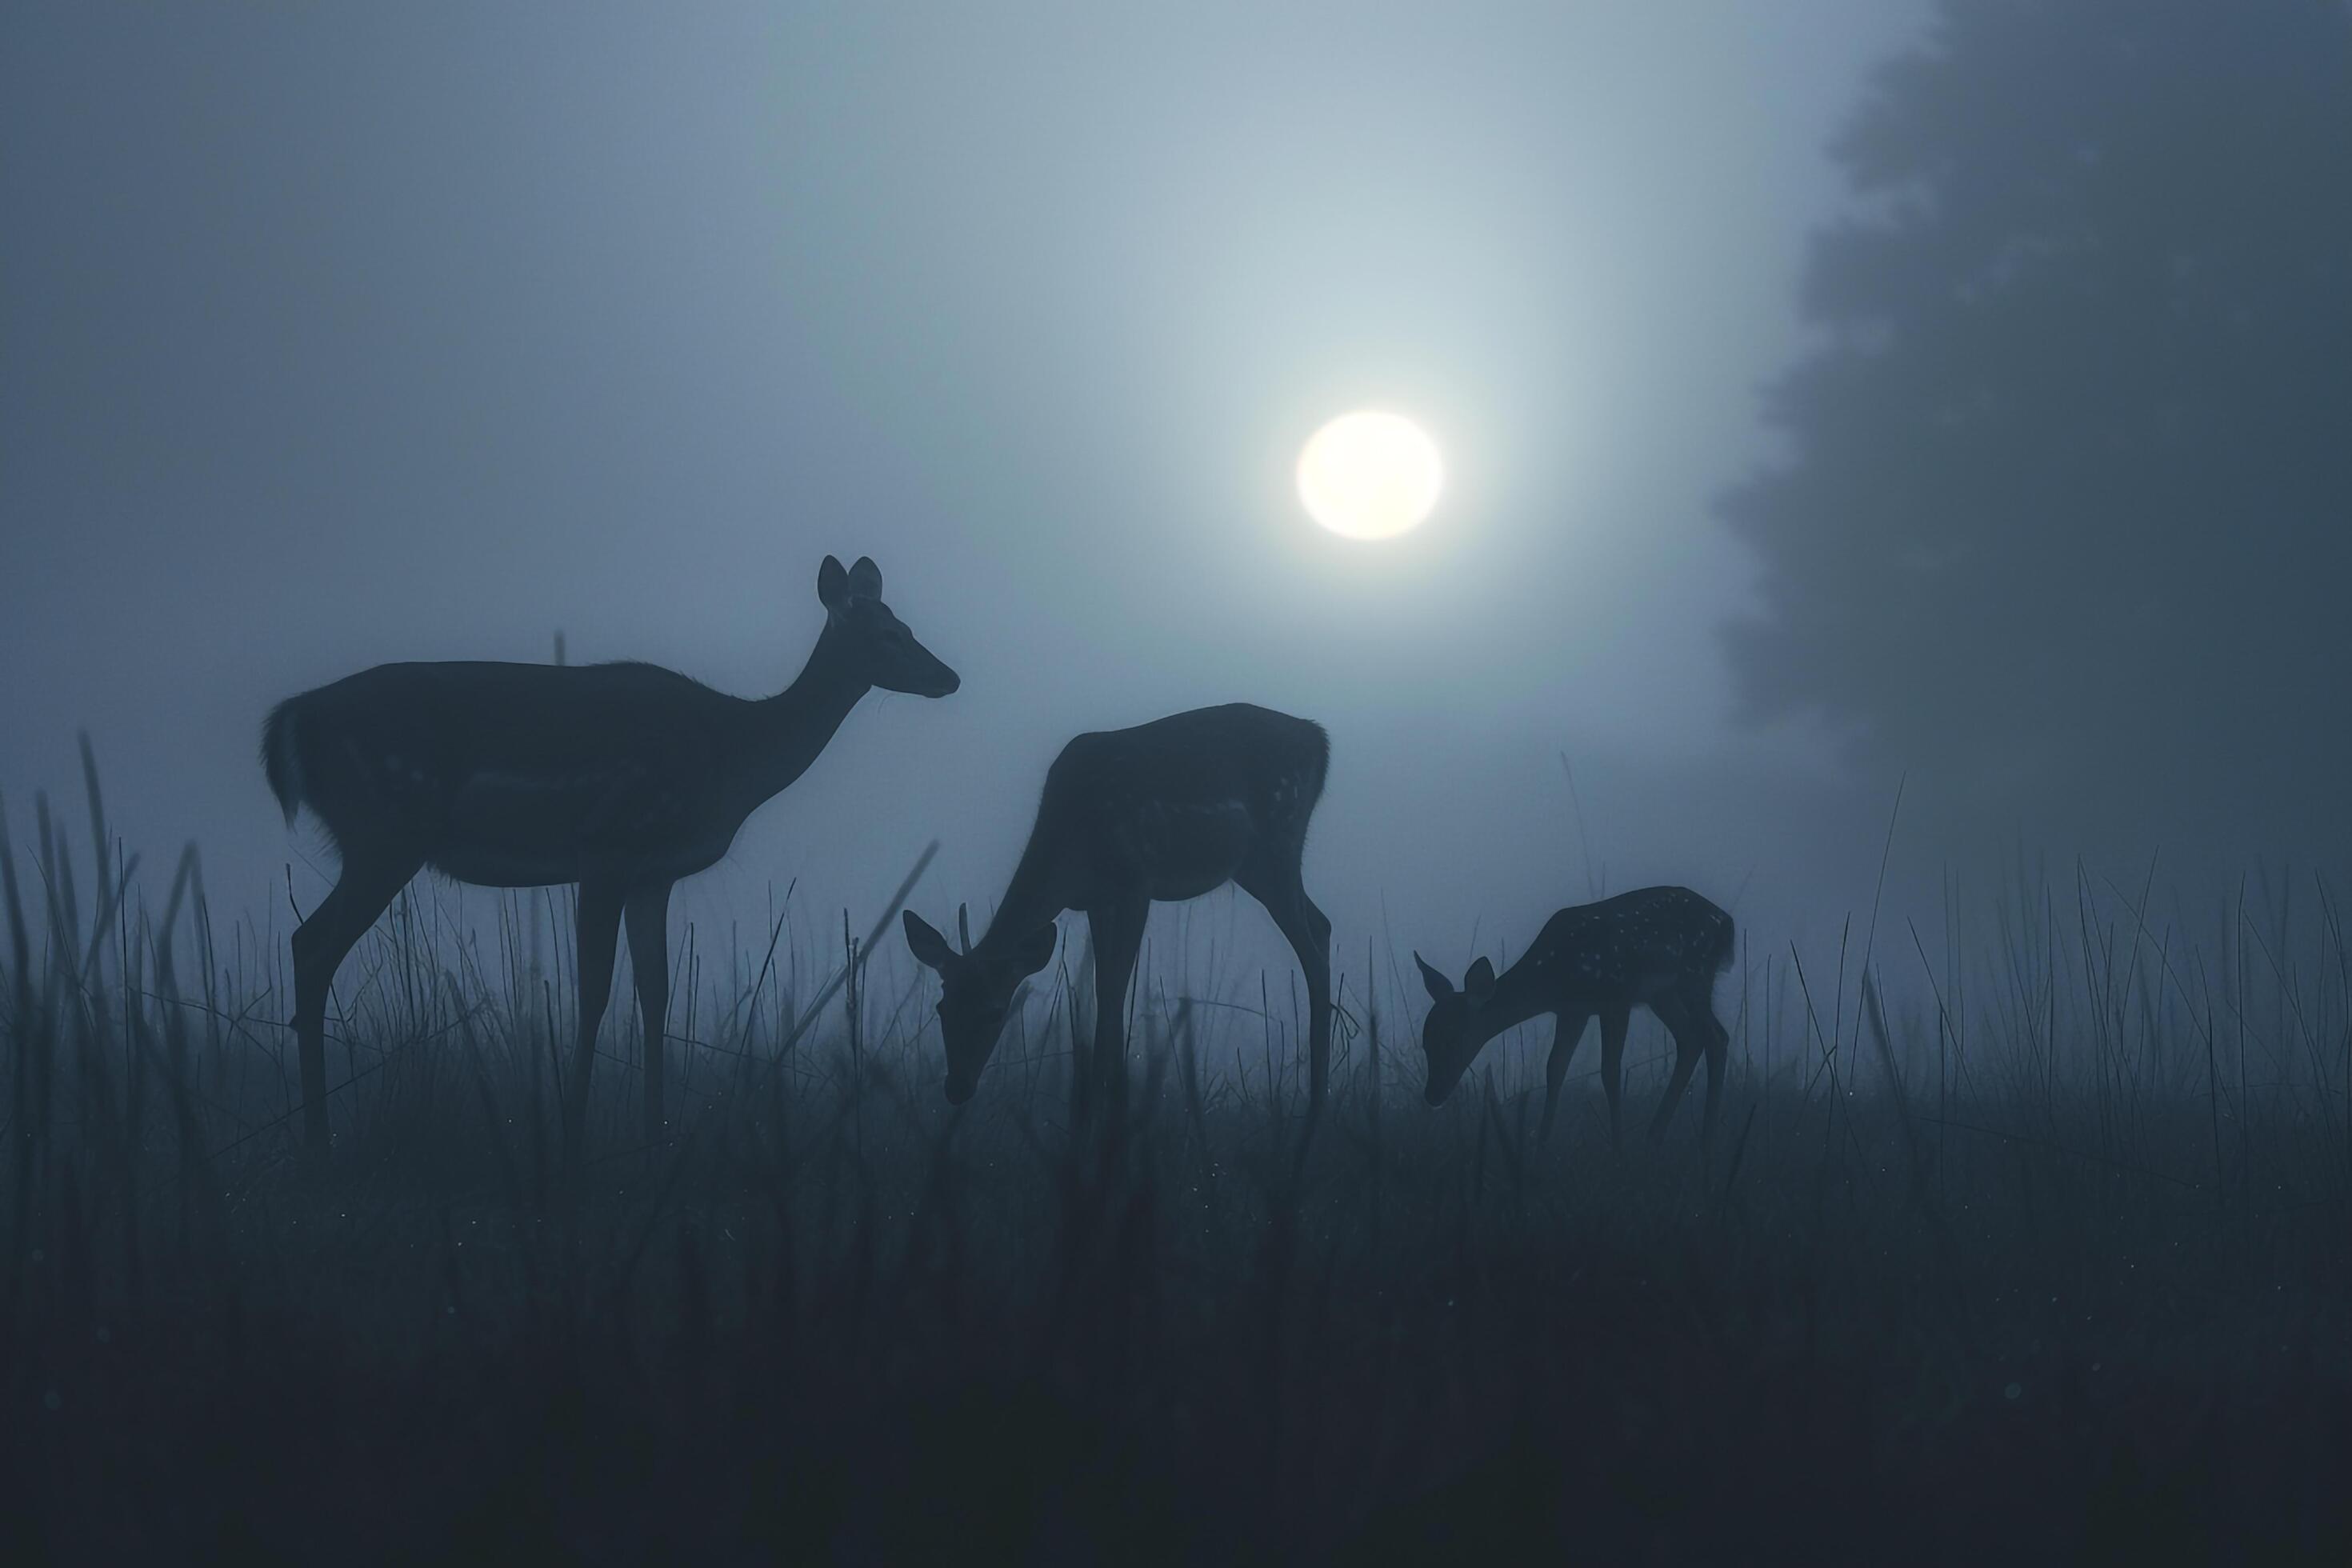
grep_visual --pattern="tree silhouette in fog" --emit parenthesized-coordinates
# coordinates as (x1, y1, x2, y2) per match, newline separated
(1723, 0, 2352, 849)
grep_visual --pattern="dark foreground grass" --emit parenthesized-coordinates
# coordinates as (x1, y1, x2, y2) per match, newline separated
(2, 785, 2347, 1563)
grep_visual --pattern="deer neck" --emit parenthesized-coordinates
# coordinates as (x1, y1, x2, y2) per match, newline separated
(1474, 954, 1559, 1042)
(971, 817, 1073, 958)
(738, 624, 869, 805)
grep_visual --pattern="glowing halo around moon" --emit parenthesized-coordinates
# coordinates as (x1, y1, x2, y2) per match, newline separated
(1295, 410, 1444, 540)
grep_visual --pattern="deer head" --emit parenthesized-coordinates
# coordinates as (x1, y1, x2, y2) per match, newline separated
(1414, 950, 1497, 1106)
(816, 554, 961, 698)
(904, 905, 1058, 1102)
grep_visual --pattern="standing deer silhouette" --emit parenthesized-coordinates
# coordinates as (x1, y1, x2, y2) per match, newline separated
(262, 554, 958, 1163)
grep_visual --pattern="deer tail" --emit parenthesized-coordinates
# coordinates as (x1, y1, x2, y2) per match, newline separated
(261, 699, 306, 829)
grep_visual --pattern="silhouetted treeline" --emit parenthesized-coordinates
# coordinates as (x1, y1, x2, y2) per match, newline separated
(1723, 0, 2352, 856)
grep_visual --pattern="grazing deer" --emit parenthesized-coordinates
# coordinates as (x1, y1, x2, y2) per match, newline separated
(262, 554, 958, 1160)
(1415, 886, 1734, 1150)
(903, 704, 1333, 1117)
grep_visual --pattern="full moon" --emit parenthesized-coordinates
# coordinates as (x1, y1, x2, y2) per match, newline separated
(1296, 411, 1443, 541)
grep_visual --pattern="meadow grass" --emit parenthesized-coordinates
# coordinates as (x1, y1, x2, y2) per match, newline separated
(0, 766, 2346, 1564)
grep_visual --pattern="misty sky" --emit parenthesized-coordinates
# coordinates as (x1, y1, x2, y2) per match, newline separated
(7, 2, 2005, 994)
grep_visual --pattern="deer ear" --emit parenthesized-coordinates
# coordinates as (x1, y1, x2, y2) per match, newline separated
(902, 910, 954, 970)
(1008, 923, 1058, 978)
(818, 555, 850, 610)
(1463, 958, 1498, 1009)
(846, 556, 883, 599)
(1414, 952, 1453, 1003)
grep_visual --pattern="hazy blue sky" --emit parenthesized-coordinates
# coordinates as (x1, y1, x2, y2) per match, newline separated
(7, 2, 1962, 993)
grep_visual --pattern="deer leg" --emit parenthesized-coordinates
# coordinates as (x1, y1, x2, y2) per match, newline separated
(1598, 1006, 1630, 1153)
(1691, 982, 1730, 1150)
(1295, 892, 1333, 1113)
(289, 850, 420, 1163)
(1240, 859, 1333, 1114)
(563, 880, 626, 1166)
(1539, 1010, 1592, 1147)
(1086, 893, 1149, 1129)
(1646, 994, 1706, 1144)
(624, 881, 675, 1144)
(1277, 890, 1334, 1110)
